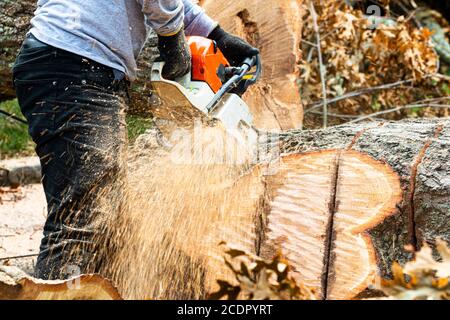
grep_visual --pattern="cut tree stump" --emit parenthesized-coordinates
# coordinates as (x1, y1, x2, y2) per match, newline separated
(199, 0, 304, 130)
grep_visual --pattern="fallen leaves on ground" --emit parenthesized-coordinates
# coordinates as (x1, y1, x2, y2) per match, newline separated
(380, 239, 450, 300)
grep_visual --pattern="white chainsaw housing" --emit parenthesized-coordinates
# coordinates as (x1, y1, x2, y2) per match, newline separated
(150, 62, 258, 149)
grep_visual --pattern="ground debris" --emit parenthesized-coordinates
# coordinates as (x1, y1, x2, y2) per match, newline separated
(0, 186, 25, 204)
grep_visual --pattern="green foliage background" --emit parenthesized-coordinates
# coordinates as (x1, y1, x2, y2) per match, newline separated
(0, 99, 33, 159)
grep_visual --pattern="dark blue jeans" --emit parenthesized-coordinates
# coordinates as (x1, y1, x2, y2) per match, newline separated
(13, 34, 129, 280)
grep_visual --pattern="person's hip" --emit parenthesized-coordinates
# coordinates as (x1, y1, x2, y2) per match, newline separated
(12, 33, 129, 93)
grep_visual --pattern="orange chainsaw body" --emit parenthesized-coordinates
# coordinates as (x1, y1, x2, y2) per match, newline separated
(187, 36, 229, 93)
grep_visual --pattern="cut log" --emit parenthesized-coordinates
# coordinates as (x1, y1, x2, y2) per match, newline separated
(259, 150, 402, 299)
(199, 165, 265, 294)
(251, 118, 450, 299)
(199, 0, 304, 131)
(0, 266, 121, 300)
(180, 119, 449, 300)
(139, 118, 450, 300)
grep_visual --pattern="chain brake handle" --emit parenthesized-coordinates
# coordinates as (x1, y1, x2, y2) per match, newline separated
(226, 54, 262, 96)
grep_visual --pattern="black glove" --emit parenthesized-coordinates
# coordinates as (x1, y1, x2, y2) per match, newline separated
(157, 28, 191, 80)
(208, 26, 260, 66)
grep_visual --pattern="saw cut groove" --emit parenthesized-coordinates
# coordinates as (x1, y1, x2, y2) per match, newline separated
(321, 151, 341, 300)
(408, 123, 444, 250)
(260, 149, 402, 299)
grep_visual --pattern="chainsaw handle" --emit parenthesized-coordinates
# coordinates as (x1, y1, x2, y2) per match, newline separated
(241, 55, 262, 86)
(206, 53, 262, 112)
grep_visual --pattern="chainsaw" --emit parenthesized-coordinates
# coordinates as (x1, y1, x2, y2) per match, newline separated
(149, 36, 261, 151)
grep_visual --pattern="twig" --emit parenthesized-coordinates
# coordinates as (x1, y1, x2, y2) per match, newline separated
(0, 253, 39, 261)
(300, 39, 318, 48)
(309, 1, 328, 129)
(305, 79, 415, 114)
(347, 104, 450, 124)
(308, 110, 361, 119)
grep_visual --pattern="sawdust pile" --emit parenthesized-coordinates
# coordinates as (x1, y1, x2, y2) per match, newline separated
(100, 124, 261, 299)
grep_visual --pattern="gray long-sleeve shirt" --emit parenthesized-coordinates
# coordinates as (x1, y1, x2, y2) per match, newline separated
(29, 0, 217, 80)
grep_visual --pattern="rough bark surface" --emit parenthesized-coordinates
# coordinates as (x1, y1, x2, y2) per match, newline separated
(199, 0, 304, 131)
(414, 125, 450, 257)
(0, 0, 35, 102)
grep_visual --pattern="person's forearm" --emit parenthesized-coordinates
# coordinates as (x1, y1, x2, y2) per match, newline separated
(140, 0, 185, 36)
(182, 0, 217, 37)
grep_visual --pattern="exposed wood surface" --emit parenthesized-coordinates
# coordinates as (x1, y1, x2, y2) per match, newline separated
(0, 266, 121, 300)
(200, 0, 304, 131)
(200, 166, 264, 294)
(170, 120, 446, 300)
(259, 150, 402, 299)
(261, 119, 450, 295)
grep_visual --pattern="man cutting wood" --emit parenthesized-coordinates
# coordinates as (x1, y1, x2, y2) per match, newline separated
(12, 0, 258, 280)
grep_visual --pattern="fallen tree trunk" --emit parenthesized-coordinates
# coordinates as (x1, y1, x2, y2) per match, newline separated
(3, 119, 448, 300)
(0, 0, 304, 128)
(198, 118, 450, 300)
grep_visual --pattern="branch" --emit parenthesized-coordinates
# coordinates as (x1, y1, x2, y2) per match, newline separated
(0, 253, 39, 261)
(305, 79, 415, 114)
(308, 110, 361, 119)
(305, 73, 449, 115)
(309, 1, 328, 128)
(347, 104, 450, 124)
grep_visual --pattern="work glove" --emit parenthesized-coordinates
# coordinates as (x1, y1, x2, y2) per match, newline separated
(208, 26, 260, 66)
(157, 28, 191, 80)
